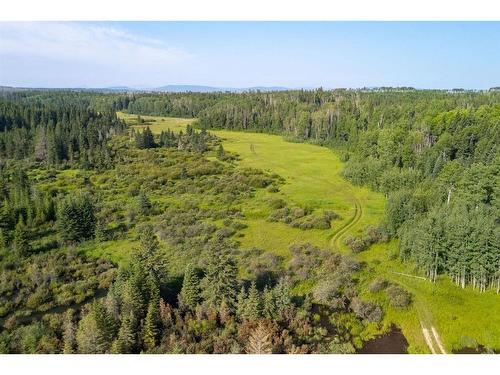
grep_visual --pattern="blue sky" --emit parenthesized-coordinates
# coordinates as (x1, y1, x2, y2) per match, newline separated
(0, 22, 499, 89)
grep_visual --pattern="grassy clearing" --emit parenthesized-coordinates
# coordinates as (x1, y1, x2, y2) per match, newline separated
(80, 239, 138, 268)
(120, 112, 196, 134)
(117, 112, 500, 353)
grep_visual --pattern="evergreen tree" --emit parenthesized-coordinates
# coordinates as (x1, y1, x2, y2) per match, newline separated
(236, 286, 248, 320)
(135, 127, 156, 149)
(133, 225, 168, 285)
(179, 263, 201, 310)
(122, 271, 148, 320)
(0, 228, 7, 252)
(142, 299, 160, 351)
(34, 125, 48, 162)
(76, 309, 101, 354)
(58, 192, 96, 244)
(13, 217, 31, 256)
(136, 192, 152, 215)
(0, 204, 12, 232)
(111, 312, 137, 354)
(143, 127, 156, 148)
(246, 322, 273, 354)
(76, 300, 117, 354)
(93, 300, 118, 352)
(243, 281, 261, 320)
(274, 278, 292, 317)
(217, 144, 225, 160)
(202, 247, 238, 310)
(262, 286, 277, 320)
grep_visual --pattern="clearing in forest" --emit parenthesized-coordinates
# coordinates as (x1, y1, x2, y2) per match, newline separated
(117, 112, 500, 354)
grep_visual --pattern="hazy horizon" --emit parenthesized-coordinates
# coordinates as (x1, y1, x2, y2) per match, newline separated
(1, 22, 499, 90)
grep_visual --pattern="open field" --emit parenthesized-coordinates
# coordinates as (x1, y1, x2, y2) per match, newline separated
(117, 112, 500, 353)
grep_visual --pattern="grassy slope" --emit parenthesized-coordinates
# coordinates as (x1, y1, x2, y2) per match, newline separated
(118, 112, 500, 353)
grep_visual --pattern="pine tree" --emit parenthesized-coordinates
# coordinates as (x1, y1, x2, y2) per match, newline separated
(13, 217, 31, 256)
(202, 247, 238, 310)
(0, 204, 12, 232)
(219, 298, 232, 324)
(274, 278, 292, 317)
(58, 192, 96, 244)
(76, 308, 101, 353)
(179, 263, 201, 310)
(0, 229, 6, 251)
(92, 300, 118, 353)
(136, 192, 152, 215)
(262, 286, 277, 320)
(142, 299, 160, 351)
(236, 286, 248, 320)
(34, 125, 48, 162)
(217, 144, 225, 160)
(111, 312, 137, 354)
(136, 127, 156, 149)
(246, 322, 273, 354)
(243, 281, 261, 320)
(122, 271, 148, 320)
(133, 225, 168, 285)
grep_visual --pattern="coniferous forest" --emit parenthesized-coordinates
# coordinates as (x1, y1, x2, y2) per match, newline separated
(0, 88, 498, 354)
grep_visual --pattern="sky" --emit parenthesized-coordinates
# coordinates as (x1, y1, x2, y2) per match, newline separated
(0, 21, 499, 89)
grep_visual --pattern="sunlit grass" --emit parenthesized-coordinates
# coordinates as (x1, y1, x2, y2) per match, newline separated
(117, 112, 500, 353)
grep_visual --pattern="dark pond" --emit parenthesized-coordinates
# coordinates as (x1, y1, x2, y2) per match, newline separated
(358, 325, 409, 354)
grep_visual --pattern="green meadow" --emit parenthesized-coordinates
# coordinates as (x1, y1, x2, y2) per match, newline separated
(118, 112, 500, 353)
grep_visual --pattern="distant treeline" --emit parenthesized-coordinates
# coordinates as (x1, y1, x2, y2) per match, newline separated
(0, 91, 126, 168)
(121, 89, 500, 292)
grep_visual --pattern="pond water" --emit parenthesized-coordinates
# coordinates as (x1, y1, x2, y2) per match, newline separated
(358, 325, 409, 354)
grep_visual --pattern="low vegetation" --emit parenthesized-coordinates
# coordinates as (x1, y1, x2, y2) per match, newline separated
(0, 88, 498, 354)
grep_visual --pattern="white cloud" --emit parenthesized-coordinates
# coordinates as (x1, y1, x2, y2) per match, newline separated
(0, 22, 194, 86)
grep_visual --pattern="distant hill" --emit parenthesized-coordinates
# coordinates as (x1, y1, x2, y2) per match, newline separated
(0, 85, 291, 93)
(150, 85, 290, 93)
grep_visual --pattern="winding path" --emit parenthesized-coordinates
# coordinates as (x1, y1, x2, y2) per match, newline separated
(329, 197, 363, 251)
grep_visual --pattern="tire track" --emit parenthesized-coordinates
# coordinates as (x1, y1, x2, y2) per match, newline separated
(329, 197, 363, 251)
(416, 300, 447, 354)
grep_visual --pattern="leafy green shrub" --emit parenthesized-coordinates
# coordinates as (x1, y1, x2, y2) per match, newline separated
(368, 278, 389, 293)
(350, 297, 383, 323)
(344, 235, 368, 253)
(386, 285, 412, 309)
(268, 198, 286, 210)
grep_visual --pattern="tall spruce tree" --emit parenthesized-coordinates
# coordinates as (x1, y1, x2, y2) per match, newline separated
(111, 312, 137, 354)
(58, 192, 96, 244)
(243, 281, 261, 320)
(136, 191, 152, 215)
(13, 217, 31, 256)
(142, 298, 160, 351)
(179, 263, 201, 310)
(202, 247, 238, 310)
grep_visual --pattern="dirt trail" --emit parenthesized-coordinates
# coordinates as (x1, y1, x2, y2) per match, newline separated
(420, 323, 446, 354)
(418, 309, 447, 354)
(329, 197, 362, 251)
(389, 271, 427, 281)
(421, 324, 437, 354)
(431, 326, 447, 354)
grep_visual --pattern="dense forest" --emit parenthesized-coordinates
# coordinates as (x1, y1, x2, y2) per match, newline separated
(0, 88, 498, 354)
(0, 90, 403, 353)
(122, 89, 500, 293)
